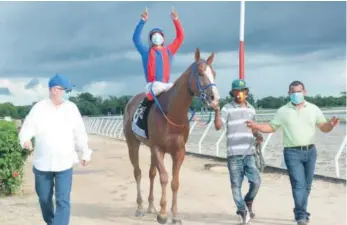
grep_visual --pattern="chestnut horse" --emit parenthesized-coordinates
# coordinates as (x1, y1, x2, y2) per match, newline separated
(123, 48, 220, 224)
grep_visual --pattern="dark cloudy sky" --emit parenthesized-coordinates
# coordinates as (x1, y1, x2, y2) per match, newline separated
(0, 1, 345, 105)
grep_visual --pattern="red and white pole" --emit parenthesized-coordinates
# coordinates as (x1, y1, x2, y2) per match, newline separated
(239, 0, 245, 80)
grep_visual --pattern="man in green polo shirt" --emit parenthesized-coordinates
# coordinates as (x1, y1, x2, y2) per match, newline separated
(246, 81, 339, 225)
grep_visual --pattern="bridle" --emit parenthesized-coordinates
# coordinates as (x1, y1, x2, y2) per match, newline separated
(188, 59, 216, 101)
(187, 60, 217, 124)
(150, 59, 217, 128)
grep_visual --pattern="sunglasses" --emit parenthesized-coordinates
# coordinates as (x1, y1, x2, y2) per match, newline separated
(55, 87, 71, 93)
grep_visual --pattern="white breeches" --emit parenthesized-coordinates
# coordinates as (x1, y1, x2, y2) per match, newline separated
(145, 81, 173, 96)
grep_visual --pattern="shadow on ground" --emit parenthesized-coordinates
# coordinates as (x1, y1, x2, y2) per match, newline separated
(69, 202, 294, 225)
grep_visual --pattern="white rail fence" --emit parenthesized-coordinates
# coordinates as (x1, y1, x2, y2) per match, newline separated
(83, 110, 347, 179)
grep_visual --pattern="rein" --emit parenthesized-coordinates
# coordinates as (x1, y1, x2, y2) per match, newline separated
(150, 60, 217, 128)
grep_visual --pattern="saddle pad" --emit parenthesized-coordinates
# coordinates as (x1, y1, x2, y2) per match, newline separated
(131, 99, 153, 139)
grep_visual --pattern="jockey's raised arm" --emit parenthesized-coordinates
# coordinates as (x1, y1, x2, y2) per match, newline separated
(132, 19, 148, 56)
(167, 17, 184, 55)
(132, 7, 185, 109)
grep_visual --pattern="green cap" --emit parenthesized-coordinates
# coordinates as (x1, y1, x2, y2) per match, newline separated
(232, 79, 248, 90)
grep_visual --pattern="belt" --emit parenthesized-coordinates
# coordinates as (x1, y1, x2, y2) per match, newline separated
(284, 144, 315, 151)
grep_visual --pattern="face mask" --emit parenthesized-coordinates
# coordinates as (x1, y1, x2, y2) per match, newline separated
(62, 91, 70, 102)
(290, 92, 304, 104)
(151, 33, 164, 46)
(236, 92, 246, 101)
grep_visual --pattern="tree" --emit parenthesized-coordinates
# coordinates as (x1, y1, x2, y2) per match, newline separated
(246, 93, 255, 106)
(16, 106, 32, 119)
(0, 120, 31, 195)
(190, 97, 203, 110)
(69, 92, 103, 116)
(0, 103, 20, 119)
(117, 95, 133, 114)
(101, 96, 121, 115)
(0, 91, 345, 118)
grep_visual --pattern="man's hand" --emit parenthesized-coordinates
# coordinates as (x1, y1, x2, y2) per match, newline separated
(245, 120, 258, 130)
(212, 102, 220, 112)
(214, 107, 220, 121)
(214, 107, 222, 130)
(141, 6, 148, 21)
(171, 6, 178, 20)
(23, 140, 33, 151)
(81, 160, 88, 167)
(329, 116, 340, 127)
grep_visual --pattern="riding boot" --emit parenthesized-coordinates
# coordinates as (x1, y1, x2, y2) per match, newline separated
(140, 97, 150, 108)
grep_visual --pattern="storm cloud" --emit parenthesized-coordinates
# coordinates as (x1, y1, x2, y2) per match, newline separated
(0, 1, 345, 105)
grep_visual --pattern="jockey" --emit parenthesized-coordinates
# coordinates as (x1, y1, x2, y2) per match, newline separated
(132, 7, 184, 108)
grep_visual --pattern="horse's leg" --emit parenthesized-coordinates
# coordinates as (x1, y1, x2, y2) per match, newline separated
(154, 148, 169, 224)
(148, 152, 157, 214)
(171, 149, 185, 225)
(125, 134, 144, 217)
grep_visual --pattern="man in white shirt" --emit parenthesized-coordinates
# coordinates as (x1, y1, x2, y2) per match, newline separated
(19, 74, 92, 225)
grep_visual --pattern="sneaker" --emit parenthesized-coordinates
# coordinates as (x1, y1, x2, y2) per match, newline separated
(237, 210, 251, 224)
(246, 201, 255, 219)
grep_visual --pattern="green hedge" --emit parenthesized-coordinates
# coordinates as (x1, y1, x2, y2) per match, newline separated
(0, 120, 30, 196)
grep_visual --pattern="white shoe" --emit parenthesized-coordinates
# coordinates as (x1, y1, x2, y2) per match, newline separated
(237, 209, 251, 224)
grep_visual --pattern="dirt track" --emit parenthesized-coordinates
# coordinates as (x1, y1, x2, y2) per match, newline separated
(0, 135, 345, 225)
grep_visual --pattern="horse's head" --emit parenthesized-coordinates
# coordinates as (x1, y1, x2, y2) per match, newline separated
(188, 48, 220, 110)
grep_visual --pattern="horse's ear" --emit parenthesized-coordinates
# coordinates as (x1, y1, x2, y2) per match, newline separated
(195, 48, 200, 62)
(207, 52, 215, 65)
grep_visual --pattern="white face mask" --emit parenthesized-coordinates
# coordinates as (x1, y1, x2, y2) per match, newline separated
(151, 33, 164, 45)
(290, 92, 304, 105)
(62, 91, 70, 101)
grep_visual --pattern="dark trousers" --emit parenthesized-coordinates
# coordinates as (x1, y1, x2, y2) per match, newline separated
(227, 155, 261, 213)
(284, 146, 317, 222)
(33, 166, 73, 225)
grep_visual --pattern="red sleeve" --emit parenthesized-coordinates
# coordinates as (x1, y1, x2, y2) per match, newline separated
(147, 48, 156, 82)
(167, 19, 184, 55)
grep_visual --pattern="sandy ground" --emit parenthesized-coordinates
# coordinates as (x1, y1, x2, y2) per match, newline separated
(0, 135, 345, 225)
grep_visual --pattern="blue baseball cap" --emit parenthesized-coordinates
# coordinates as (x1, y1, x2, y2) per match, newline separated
(48, 74, 73, 91)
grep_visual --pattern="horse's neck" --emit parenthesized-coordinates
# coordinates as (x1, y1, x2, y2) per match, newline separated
(161, 68, 193, 122)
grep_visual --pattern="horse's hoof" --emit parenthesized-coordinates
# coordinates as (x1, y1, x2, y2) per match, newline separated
(157, 214, 168, 224)
(135, 209, 145, 217)
(172, 218, 183, 225)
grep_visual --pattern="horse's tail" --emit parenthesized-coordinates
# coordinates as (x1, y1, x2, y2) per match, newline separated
(123, 96, 135, 129)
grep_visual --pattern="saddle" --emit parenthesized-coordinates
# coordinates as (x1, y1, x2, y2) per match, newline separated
(131, 97, 155, 139)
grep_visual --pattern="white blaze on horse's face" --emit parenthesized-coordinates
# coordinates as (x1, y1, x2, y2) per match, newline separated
(204, 65, 220, 107)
